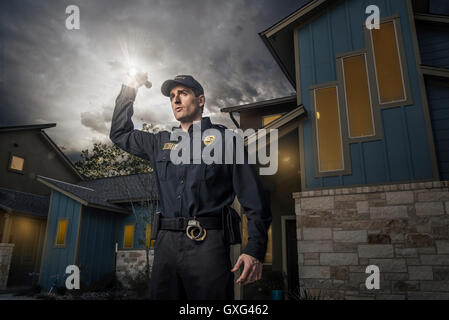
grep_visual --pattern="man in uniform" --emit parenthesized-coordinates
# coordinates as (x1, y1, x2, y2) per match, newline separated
(110, 72, 272, 300)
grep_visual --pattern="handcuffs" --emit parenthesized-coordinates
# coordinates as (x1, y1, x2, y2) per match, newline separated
(186, 218, 207, 241)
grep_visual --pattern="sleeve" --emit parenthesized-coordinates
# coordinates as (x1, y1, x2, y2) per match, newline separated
(232, 151, 272, 263)
(109, 85, 156, 160)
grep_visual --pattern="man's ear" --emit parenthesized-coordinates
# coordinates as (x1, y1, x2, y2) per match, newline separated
(198, 94, 205, 108)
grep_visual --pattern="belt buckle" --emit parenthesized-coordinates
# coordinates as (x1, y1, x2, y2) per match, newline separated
(186, 218, 207, 241)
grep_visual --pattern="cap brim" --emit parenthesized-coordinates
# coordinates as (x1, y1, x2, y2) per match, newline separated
(161, 79, 185, 97)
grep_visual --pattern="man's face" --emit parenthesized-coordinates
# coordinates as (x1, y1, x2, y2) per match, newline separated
(169, 85, 205, 123)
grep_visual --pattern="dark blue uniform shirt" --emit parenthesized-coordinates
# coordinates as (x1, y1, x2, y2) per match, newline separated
(110, 85, 272, 262)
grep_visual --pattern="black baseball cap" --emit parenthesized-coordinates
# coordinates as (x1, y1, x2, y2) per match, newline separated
(161, 75, 204, 97)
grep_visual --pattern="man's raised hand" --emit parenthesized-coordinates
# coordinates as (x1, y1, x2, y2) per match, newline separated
(125, 71, 152, 90)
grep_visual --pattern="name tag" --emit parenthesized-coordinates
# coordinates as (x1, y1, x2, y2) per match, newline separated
(163, 142, 178, 150)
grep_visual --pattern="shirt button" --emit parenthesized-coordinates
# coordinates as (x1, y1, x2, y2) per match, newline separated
(177, 194, 181, 199)
(180, 179, 184, 184)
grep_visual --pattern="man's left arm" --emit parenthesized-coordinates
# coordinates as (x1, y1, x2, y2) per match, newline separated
(230, 160, 272, 284)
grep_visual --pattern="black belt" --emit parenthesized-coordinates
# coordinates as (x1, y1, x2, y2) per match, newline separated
(160, 216, 223, 231)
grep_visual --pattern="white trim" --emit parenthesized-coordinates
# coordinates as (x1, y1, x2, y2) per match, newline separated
(421, 65, 449, 78)
(37, 176, 94, 192)
(415, 13, 449, 24)
(264, 0, 326, 38)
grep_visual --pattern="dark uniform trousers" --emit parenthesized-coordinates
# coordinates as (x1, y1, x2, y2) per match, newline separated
(150, 229, 234, 300)
(110, 85, 272, 300)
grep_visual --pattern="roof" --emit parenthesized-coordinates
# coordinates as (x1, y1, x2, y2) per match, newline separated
(244, 105, 307, 146)
(258, 0, 326, 88)
(0, 123, 83, 180)
(220, 95, 297, 113)
(0, 188, 49, 218)
(0, 123, 57, 132)
(36, 173, 158, 214)
(78, 173, 158, 203)
(259, 0, 448, 88)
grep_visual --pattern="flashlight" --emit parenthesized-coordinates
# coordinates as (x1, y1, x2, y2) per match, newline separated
(128, 67, 152, 89)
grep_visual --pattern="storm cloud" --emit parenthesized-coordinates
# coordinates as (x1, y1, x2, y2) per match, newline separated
(0, 0, 304, 161)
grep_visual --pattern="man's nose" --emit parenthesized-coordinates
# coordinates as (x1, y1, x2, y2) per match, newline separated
(174, 94, 181, 103)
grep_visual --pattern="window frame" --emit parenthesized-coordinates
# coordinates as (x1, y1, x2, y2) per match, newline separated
(8, 153, 25, 174)
(365, 15, 414, 109)
(54, 218, 69, 248)
(123, 224, 135, 249)
(336, 49, 384, 143)
(310, 82, 352, 177)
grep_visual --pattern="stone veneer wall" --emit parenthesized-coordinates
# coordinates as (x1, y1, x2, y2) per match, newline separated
(293, 181, 449, 300)
(0, 243, 14, 290)
(116, 249, 154, 288)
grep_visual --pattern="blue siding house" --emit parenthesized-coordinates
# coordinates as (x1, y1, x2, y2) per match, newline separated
(222, 0, 449, 299)
(37, 174, 158, 291)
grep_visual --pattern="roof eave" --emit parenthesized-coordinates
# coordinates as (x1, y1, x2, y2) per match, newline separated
(0, 123, 56, 132)
(36, 176, 130, 215)
(220, 95, 297, 113)
(259, 0, 333, 88)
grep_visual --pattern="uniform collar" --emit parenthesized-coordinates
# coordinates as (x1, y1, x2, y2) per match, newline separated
(172, 117, 212, 133)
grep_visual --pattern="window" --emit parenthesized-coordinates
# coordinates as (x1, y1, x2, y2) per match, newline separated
(369, 19, 411, 106)
(313, 85, 344, 172)
(123, 225, 134, 249)
(55, 219, 68, 246)
(146, 224, 155, 248)
(9, 155, 25, 173)
(341, 53, 375, 138)
(242, 214, 273, 264)
(263, 114, 284, 127)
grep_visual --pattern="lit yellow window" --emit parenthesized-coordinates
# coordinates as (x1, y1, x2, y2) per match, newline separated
(10, 155, 25, 172)
(371, 20, 406, 104)
(263, 114, 283, 127)
(55, 219, 68, 246)
(242, 214, 273, 264)
(314, 86, 344, 172)
(123, 225, 134, 249)
(146, 224, 155, 248)
(342, 54, 375, 138)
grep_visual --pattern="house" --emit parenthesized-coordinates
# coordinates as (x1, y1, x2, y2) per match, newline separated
(221, 96, 305, 298)
(222, 0, 449, 299)
(0, 123, 159, 292)
(0, 123, 82, 289)
(36, 173, 159, 291)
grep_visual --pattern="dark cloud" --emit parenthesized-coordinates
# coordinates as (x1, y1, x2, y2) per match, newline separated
(0, 0, 302, 154)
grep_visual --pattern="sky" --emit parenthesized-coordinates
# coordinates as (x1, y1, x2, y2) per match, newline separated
(0, 0, 309, 162)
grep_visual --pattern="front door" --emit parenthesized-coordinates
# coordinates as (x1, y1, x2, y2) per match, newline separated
(7, 215, 46, 287)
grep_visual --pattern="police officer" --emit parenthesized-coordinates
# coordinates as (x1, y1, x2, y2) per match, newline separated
(110, 72, 272, 300)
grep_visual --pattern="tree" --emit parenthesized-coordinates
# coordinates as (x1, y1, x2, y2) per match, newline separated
(74, 123, 159, 179)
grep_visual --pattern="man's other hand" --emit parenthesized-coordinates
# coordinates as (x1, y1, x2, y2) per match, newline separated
(231, 254, 263, 285)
